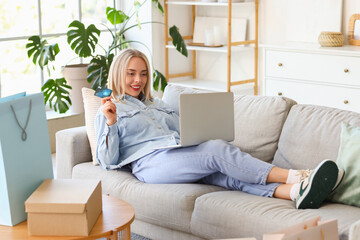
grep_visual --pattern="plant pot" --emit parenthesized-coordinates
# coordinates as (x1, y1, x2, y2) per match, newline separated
(62, 64, 92, 114)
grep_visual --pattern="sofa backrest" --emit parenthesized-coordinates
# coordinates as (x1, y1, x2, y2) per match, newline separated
(162, 84, 297, 163)
(231, 94, 296, 163)
(273, 104, 360, 169)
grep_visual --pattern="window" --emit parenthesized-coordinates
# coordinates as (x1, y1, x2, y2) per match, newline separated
(0, 0, 117, 98)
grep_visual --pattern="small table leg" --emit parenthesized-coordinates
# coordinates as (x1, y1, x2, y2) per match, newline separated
(109, 225, 131, 240)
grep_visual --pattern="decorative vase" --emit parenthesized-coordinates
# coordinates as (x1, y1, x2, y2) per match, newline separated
(62, 64, 92, 114)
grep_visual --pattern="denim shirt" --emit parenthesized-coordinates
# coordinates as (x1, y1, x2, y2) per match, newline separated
(95, 95, 180, 170)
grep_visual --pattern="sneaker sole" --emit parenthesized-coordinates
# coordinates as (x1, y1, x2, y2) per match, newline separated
(296, 160, 338, 209)
(332, 168, 345, 192)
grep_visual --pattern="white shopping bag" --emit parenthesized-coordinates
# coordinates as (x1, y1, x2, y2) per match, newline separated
(263, 216, 339, 240)
(0, 92, 53, 226)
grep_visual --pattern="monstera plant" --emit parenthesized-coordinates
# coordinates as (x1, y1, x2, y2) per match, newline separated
(26, 0, 187, 113)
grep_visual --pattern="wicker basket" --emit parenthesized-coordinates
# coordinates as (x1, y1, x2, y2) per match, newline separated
(318, 32, 345, 47)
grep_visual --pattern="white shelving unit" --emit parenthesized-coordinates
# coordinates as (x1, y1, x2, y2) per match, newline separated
(164, 0, 259, 93)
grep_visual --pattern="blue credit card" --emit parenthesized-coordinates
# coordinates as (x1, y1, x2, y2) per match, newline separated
(94, 87, 112, 98)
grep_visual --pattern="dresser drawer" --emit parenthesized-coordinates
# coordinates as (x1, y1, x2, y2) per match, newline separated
(265, 50, 360, 87)
(265, 78, 360, 112)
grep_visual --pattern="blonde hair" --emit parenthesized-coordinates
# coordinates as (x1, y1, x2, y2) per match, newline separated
(108, 48, 153, 102)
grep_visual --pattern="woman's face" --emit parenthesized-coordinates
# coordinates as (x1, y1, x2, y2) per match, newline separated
(125, 57, 148, 98)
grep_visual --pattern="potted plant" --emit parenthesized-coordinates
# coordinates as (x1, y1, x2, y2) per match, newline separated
(26, 0, 187, 113)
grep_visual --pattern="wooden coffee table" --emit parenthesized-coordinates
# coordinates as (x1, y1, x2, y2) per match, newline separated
(0, 194, 135, 240)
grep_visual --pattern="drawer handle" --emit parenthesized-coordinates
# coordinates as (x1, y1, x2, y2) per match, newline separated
(344, 100, 349, 104)
(278, 63, 283, 67)
(278, 92, 283, 96)
(344, 68, 349, 73)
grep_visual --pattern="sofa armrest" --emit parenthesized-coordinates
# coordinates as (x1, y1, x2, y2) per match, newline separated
(350, 218, 360, 240)
(56, 126, 92, 179)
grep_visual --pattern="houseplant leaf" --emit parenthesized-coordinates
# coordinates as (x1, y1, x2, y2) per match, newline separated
(115, 33, 130, 50)
(169, 25, 188, 57)
(152, 0, 164, 14)
(26, 36, 60, 69)
(41, 77, 72, 114)
(67, 20, 101, 58)
(134, 0, 142, 29)
(153, 70, 167, 92)
(87, 54, 115, 90)
(106, 7, 129, 25)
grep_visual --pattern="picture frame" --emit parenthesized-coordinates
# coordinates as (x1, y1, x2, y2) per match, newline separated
(348, 14, 360, 46)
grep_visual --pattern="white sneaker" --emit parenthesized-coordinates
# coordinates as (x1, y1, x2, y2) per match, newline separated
(295, 159, 338, 209)
(294, 161, 344, 192)
(294, 169, 312, 182)
(332, 168, 345, 192)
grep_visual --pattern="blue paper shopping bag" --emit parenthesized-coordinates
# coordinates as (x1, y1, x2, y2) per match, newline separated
(0, 92, 53, 226)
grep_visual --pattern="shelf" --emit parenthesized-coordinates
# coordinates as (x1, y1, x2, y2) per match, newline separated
(168, 78, 254, 92)
(164, 0, 259, 94)
(166, 44, 253, 53)
(166, 1, 253, 6)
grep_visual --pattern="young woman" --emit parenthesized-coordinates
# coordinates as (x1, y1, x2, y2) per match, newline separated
(95, 48, 343, 209)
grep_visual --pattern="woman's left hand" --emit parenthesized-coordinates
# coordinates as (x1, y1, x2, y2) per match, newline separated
(101, 97, 117, 126)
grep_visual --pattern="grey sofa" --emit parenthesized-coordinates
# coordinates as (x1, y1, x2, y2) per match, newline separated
(56, 85, 360, 240)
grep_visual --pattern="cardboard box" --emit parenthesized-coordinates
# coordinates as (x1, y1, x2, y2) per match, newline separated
(25, 179, 102, 236)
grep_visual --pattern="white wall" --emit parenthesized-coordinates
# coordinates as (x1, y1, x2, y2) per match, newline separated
(259, 0, 360, 44)
(123, 0, 153, 60)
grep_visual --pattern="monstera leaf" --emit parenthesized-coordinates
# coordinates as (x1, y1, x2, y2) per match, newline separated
(87, 54, 115, 90)
(41, 78, 72, 114)
(153, 70, 167, 92)
(169, 25, 187, 57)
(26, 36, 59, 69)
(106, 7, 129, 25)
(67, 20, 101, 58)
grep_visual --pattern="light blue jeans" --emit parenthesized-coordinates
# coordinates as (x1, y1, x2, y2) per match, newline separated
(131, 139, 280, 197)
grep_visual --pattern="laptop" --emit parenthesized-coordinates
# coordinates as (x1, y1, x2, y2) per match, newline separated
(155, 92, 235, 149)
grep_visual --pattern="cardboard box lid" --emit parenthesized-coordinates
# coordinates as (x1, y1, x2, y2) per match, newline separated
(25, 179, 101, 214)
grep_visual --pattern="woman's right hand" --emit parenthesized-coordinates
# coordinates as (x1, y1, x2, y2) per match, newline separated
(101, 97, 117, 126)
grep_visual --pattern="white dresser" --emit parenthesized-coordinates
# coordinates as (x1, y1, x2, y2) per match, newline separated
(262, 43, 360, 113)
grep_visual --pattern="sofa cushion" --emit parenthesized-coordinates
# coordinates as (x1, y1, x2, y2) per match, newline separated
(190, 191, 360, 240)
(72, 162, 224, 233)
(162, 84, 205, 115)
(330, 122, 360, 207)
(273, 104, 360, 169)
(231, 95, 296, 163)
(82, 87, 101, 165)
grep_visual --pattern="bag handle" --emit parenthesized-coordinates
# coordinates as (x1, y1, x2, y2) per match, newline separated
(10, 99, 32, 141)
